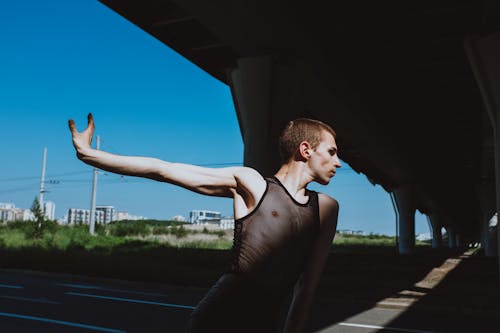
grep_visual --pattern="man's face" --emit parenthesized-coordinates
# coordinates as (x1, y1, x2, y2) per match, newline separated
(308, 131, 341, 185)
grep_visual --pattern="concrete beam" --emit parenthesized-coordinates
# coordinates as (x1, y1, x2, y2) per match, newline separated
(465, 31, 500, 277)
(228, 55, 305, 175)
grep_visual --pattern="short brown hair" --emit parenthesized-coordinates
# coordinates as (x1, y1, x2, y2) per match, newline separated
(278, 118, 336, 162)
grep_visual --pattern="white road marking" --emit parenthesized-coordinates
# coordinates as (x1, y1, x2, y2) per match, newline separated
(66, 292, 195, 310)
(57, 283, 167, 297)
(0, 295, 60, 304)
(0, 283, 23, 289)
(339, 322, 437, 333)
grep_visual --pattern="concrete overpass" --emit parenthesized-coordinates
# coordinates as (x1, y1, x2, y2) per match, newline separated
(98, 1, 500, 273)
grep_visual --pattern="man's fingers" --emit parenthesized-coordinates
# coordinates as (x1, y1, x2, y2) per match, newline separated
(68, 119, 77, 133)
(87, 113, 94, 127)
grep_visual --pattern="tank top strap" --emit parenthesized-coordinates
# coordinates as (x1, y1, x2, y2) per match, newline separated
(305, 188, 320, 229)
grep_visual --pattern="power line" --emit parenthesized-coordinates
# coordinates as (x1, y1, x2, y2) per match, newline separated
(0, 183, 40, 194)
(0, 171, 91, 182)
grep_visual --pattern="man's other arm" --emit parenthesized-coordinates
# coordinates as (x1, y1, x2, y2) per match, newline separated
(68, 114, 265, 198)
(283, 194, 339, 333)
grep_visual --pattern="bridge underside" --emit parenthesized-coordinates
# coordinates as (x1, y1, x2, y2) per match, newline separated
(99, 1, 500, 259)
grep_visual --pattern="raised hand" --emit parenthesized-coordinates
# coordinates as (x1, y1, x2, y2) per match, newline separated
(68, 113, 95, 157)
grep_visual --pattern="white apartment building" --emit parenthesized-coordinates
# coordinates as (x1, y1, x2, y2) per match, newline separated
(18, 209, 34, 221)
(0, 203, 15, 209)
(219, 216, 235, 230)
(43, 201, 56, 220)
(189, 210, 221, 224)
(0, 203, 34, 222)
(171, 215, 186, 222)
(96, 206, 114, 224)
(114, 211, 129, 221)
(0, 208, 15, 222)
(114, 211, 146, 221)
(67, 208, 104, 225)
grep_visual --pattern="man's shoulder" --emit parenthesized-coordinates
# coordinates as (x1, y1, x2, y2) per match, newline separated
(233, 166, 265, 182)
(317, 192, 339, 209)
(316, 193, 339, 230)
(233, 167, 266, 192)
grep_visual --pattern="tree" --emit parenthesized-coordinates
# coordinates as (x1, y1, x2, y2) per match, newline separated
(30, 197, 45, 237)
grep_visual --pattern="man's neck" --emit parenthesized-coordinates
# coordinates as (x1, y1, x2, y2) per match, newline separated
(274, 162, 313, 199)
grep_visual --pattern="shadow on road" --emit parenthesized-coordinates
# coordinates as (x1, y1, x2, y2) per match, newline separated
(302, 247, 500, 333)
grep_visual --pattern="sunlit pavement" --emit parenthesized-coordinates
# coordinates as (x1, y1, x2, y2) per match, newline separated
(306, 249, 500, 333)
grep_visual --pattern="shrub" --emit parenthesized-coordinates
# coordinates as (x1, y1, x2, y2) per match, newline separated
(109, 221, 149, 237)
(170, 225, 188, 238)
(152, 226, 170, 235)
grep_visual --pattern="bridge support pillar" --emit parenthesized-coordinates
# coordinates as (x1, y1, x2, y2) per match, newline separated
(392, 186, 416, 255)
(228, 55, 305, 175)
(477, 183, 497, 256)
(447, 226, 458, 249)
(465, 31, 500, 277)
(427, 214, 444, 248)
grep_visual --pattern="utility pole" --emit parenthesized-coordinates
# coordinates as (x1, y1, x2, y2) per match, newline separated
(39, 147, 47, 212)
(89, 135, 100, 235)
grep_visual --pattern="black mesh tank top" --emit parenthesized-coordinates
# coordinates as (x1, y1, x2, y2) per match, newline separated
(187, 177, 320, 332)
(229, 176, 320, 291)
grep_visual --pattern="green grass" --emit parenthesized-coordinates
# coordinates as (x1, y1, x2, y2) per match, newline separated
(0, 220, 433, 286)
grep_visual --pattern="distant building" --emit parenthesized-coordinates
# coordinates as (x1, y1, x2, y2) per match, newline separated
(58, 215, 67, 225)
(416, 233, 432, 241)
(67, 208, 104, 225)
(0, 203, 15, 209)
(338, 229, 365, 235)
(114, 211, 129, 221)
(96, 206, 114, 224)
(43, 201, 56, 220)
(189, 210, 221, 224)
(0, 208, 15, 222)
(219, 216, 234, 230)
(114, 211, 146, 221)
(17, 209, 34, 222)
(0, 203, 34, 222)
(171, 215, 186, 222)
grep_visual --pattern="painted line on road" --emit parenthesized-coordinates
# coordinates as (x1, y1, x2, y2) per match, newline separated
(66, 292, 195, 310)
(0, 295, 60, 304)
(57, 283, 98, 290)
(57, 283, 167, 297)
(339, 322, 437, 333)
(0, 283, 23, 289)
(0, 311, 126, 333)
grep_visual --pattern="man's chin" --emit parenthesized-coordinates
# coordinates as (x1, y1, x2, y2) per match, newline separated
(317, 178, 331, 185)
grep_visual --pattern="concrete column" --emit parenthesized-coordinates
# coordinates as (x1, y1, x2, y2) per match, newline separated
(392, 186, 416, 255)
(476, 183, 497, 256)
(427, 214, 443, 248)
(486, 213, 498, 255)
(228, 55, 306, 175)
(465, 31, 500, 276)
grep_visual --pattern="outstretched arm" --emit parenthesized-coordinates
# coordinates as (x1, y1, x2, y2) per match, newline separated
(283, 194, 339, 333)
(68, 114, 265, 199)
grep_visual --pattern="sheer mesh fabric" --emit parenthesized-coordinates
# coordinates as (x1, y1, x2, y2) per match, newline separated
(187, 177, 320, 332)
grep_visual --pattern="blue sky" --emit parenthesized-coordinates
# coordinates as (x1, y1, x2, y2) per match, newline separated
(0, 0, 430, 235)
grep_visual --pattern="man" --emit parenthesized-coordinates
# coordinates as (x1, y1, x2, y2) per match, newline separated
(69, 114, 340, 333)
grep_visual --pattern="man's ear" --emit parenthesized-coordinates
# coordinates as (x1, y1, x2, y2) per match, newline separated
(298, 141, 312, 160)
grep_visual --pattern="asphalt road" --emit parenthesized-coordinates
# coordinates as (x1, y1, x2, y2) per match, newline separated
(0, 270, 498, 333)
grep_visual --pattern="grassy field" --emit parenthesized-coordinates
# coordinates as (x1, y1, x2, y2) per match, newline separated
(0, 220, 431, 286)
